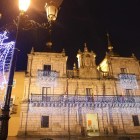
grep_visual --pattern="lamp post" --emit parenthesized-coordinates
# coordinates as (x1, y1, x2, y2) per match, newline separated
(0, 0, 63, 139)
(0, 1, 30, 140)
(33, 0, 63, 47)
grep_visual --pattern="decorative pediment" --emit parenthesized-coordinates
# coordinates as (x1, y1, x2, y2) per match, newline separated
(77, 43, 96, 68)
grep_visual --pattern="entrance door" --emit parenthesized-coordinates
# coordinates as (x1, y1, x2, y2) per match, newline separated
(86, 113, 99, 136)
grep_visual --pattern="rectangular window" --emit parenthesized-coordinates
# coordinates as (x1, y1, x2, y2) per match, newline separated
(10, 96, 15, 112)
(42, 87, 51, 101)
(86, 88, 92, 96)
(132, 115, 139, 126)
(44, 65, 51, 71)
(12, 80, 16, 88)
(126, 89, 132, 96)
(41, 116, 49, 128)
(10, 98, 13, 108)
(121, 68, 127, 73)
(42, 87, 51, 95)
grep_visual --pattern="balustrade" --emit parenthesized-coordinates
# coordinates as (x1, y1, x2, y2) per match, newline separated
(31, 94, 140, 104)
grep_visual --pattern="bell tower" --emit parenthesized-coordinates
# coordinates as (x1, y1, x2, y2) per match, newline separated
(77, 43, 98, 78)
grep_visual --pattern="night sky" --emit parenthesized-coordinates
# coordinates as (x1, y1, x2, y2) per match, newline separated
(0, 0, 140, 70)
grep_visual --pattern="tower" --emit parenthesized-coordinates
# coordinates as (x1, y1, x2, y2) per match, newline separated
(77, 43, 98, 78)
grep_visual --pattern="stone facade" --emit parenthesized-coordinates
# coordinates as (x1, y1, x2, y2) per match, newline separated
(18, 44, 140, 136)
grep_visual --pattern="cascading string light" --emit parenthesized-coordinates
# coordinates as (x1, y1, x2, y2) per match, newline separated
(119, 74, 139, 89)
(37, 70, 58, 87)
(0, 31, 14, 106)
(30, 63, 140, 115)
(29, 99, 140, 115)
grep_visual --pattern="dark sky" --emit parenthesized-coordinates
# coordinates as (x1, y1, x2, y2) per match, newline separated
(0, 0, 140, 70)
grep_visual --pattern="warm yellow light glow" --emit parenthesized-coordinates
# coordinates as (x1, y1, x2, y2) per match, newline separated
(77, 54, 81, 68)
(19, 0, 30, 11)
(97, 59, 108, 72)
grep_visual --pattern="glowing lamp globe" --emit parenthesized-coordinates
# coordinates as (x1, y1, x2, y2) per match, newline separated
(32, 0, 63, 21)
(19, 0, 30, 12)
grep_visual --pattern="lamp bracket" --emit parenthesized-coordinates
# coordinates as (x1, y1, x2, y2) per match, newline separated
(0, 14, 51, 33)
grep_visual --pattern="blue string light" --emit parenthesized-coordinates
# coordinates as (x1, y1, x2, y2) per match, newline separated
(0, 31, 14, 105)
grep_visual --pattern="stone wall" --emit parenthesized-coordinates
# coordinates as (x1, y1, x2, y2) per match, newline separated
(18, 48, 140, 136)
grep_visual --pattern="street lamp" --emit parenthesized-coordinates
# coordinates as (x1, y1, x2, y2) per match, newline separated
(19, 0, 30, 12)
(33, 0, 63, 47)
(0, 1, 30, 140)
(0, 0, 63, 140)
(45, 2, 58, 22)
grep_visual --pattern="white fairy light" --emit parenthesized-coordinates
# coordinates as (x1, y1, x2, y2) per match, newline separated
(29, 95, 140, 115)
(0, 31, 14, 106)
(29, 104, 140, 114)
(119, 74, 139, 89)
(37, 70, 58, 87)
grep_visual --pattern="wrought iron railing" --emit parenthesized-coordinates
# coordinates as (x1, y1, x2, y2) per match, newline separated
(37, 70, 59, 87)
(67, 70, 74, 78)
(119, 73, 136, 80)
(30, 94, 140, 103)
(37, 70, 59, 77)
(102, 72, 109, 78)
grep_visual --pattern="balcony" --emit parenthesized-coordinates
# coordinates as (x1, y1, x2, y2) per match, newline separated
(119, 73, 139, 89)
(99, 71, 110, 79)
(29, 94, 140, 114)
(67, 70, 74, 78)
(102, 72, 109, 78)
(37, 70, 59, 87)
(37, 70, 59, 77)
(30, 94, 140, 104)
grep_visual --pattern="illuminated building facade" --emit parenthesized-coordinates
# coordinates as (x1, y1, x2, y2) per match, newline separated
(0, 71, 25, 136)
(18, 41, 140, 136)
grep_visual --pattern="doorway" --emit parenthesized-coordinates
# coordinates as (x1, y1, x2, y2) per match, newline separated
(86, 113, 99, 136)
(42, 87, 51, 102)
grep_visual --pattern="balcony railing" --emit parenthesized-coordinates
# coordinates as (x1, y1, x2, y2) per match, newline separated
(102, 72, 109, 77)
(37, 70, 59, 87)
(30, 94, 140, 103)
(67, 70, 74, 78)
(38, 70, 59, 77)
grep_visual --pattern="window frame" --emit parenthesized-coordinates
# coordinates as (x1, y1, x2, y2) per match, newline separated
(132, 115, 139, 126)
(120, 68, 127, 73)
(125, 89, 132, 96)
(12, 79, 16, 88)
(86, 88, 92, 96)
(41, 116, 49, 128)
(42, 87, 51, 102)
(42, 87, 51, 95)
(44, 65, 51, 71)
(10, 95, 15, 111)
